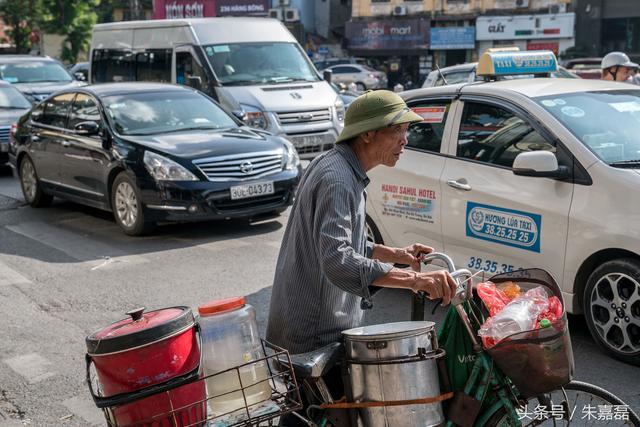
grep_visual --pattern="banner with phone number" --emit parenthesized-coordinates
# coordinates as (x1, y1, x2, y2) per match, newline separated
(466, 202, 542, 253)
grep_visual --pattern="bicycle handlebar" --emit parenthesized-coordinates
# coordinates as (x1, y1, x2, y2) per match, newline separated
(421, 252, 473, 304)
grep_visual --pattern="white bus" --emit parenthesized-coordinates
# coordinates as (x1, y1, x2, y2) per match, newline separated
(90, 18, 344, 158)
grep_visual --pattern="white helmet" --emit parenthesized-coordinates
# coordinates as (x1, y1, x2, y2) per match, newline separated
(601, 52, 638, 70)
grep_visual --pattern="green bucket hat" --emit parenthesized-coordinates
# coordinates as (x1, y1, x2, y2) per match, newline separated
(336, 90, 423, 143)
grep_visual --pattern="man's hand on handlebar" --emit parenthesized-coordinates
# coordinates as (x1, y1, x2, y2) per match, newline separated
(395, 243, 434, 271)
(412, 270, 458, 306)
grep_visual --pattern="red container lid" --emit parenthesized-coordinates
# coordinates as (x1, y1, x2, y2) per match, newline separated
(86, 306, 194, 355)
(198, 296, 245, 316)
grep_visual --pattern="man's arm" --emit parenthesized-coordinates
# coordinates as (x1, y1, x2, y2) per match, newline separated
(315, 182, 394, 304)
(370, 243, 434, 271)
(372, 268, 458, 305)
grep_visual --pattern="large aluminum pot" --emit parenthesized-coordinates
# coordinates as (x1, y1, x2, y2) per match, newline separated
(342, 322, 444, 427)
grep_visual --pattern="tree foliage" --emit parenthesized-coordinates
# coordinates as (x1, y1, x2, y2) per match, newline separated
(0, 0, 151, 62)
(0, 0, 42, 53)
(40, 0, 99, 63)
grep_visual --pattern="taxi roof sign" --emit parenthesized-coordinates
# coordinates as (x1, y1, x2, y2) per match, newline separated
(477, 49, 558, 78)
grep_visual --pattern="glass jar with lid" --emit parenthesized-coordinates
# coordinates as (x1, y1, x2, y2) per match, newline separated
(198, 297, 271, 415)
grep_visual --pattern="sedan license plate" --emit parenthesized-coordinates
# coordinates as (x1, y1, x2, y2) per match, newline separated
(0, 142, 8, 153)
(230, 181, 274, 200)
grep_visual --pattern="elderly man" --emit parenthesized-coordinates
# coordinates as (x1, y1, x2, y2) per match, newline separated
(266, 90, 457, 356)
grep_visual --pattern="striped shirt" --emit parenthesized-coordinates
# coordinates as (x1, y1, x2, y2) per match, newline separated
(266, 144, 393, 354)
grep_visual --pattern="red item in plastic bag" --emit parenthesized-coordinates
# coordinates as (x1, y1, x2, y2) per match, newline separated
(536, 296, 563, 326)
(477, 281, 511, 316)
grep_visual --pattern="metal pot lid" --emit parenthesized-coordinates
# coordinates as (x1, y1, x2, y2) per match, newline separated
(85, 306, 195, 355)
(342, 321, 435, 341)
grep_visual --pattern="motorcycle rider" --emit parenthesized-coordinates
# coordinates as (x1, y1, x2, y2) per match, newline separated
(267, 89, 456, 355)
(601, 51, 638, 82)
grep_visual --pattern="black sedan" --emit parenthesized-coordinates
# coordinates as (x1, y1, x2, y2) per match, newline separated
(9, 83, 301, 235)
(0, 81, 31, 165)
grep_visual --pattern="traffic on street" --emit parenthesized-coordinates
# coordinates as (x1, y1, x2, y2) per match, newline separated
(1, 1, 640, 426)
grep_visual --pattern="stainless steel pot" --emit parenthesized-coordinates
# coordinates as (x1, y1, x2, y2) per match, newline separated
(342, 322, 444, 427)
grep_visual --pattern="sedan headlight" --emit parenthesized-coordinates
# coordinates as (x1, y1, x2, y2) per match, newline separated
(282, 140, 300, 170)
(334, 97, 345, 122)
(143, 151, 198, 181)
(241, 104, 269, 129)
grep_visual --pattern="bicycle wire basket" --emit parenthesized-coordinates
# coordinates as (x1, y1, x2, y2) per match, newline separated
(88, 340, 303, 427)
(482, 269, 575, 398)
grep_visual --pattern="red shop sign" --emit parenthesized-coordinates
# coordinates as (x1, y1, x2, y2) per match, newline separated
(527, 41, 559, 56)
(153, 0, 216, 19)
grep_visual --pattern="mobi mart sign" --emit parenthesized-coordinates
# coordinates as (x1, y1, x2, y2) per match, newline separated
(476, 13, 575, 41)
(346, 19, 430, 50)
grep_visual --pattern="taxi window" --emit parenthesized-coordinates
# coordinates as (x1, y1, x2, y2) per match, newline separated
(406, 101, 451, 153)
(457, 101, 555, 168)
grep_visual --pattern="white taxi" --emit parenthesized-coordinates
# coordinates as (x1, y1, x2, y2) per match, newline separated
(366, 49, 640, 365)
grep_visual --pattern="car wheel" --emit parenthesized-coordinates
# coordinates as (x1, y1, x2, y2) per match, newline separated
(356, 82, 366, 91)
(365, 215, 383, 245)
(19, 156, 53, 207)
(111, 172, 155, 236)
(583, 258, 640, 365)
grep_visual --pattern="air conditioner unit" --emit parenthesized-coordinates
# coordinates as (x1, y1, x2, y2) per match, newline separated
(393, 5, 407, 16)
(548, 4, 565, 13)
(268, 8, 283, 20)
(277, 0, 290, 6)
(284, 7, 300, 22)
(515, 0, 529, 8)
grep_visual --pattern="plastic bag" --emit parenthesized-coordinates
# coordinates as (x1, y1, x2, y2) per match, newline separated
(476, 281, 511, 316)
(478, 286, 550, 348)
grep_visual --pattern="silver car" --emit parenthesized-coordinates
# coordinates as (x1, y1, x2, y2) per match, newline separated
(325, 64, 387, 91)
(422, 62, 578, 87)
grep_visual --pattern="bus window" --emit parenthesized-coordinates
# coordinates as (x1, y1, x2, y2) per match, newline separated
(91, 49, 134, 83)
(175, 50, 210, 94)
(136, 50, 171, 83)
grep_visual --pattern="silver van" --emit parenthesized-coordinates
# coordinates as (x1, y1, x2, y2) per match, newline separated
(89, 18, 344, 158)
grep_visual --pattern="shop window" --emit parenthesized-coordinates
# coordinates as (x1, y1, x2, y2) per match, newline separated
(91, 49, 135, 83)
(406, 101, 451, 154)
(136, 50, 172, 83)
(457, 101, 555, 168)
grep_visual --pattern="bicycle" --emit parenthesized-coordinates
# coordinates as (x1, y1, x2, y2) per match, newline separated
(287, 253, 640, 427)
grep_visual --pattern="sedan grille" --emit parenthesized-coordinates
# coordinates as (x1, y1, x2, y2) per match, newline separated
(0, 126, 9, 144)
(277, 109, 331, 125)
(193, 150, 283, 182)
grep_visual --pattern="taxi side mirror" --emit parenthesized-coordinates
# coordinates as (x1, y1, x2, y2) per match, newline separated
(512, 151, 570, 179)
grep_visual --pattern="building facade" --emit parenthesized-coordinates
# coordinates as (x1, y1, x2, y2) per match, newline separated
(347, 0, 573, 87)
(575, 0, 640, 62)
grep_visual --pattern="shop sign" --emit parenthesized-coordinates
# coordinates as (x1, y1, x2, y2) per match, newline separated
(476, 13, 575, 41)
(153, 0, 215, 19)
(430, 27, 475, 50)
(346, 19, 430, 50)
(527, 41, 559, 56)
(216, 0, 268, 16)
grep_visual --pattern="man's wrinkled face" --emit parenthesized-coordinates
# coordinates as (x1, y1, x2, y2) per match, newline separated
(368, 123, 411, 167)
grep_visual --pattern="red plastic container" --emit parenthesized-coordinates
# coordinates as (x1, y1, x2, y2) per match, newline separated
(86, 307, 206, 426)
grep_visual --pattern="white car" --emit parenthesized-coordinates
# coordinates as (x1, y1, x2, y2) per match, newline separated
(367, 49, 640, 365)
(324, 64, 387, 91)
